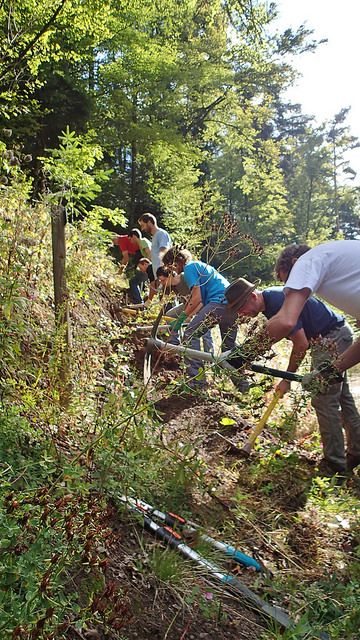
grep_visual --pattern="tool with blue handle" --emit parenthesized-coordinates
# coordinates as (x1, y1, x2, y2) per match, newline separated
(119, 495, 330, 639)
(119, 495, 291, 628)
(121, 496, 262, 571)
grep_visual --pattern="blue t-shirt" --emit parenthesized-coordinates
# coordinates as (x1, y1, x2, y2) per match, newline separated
(151, 228, 172, 273)
(262, 287, 344, 339)
(184, 261, 230, 306)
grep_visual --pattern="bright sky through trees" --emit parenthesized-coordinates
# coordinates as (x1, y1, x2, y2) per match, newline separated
(272, 0, 360, 181)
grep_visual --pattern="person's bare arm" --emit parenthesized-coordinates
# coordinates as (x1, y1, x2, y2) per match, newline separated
(158, 246, 168, 260)
(335, 336, 360, 372)
(276, 328, 309, 397)
(147, 280, 158, 301)
(190, 301, 203, 317)
(184, 286, 203, 316)
(120, 249, 129, 266)
(287, 328, 309, 370)
(267, 289, 311, 341)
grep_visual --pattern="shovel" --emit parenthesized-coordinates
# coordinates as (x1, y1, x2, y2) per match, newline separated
(238, 390, 282, 457)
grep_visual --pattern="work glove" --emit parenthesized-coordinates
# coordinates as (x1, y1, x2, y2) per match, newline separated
(302, 361, 343, 394)
(169, 311, 187, 332)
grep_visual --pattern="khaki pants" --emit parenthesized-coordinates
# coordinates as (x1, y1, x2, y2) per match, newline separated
(311, 323, 360, 469)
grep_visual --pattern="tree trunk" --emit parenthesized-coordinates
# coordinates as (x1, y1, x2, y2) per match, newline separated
(332, 143, 339, 233)
(129, 93, 138, 227)
(129, 140, 137, 227)
(51, 204, 72, 408)
(305, 176, 313, 239)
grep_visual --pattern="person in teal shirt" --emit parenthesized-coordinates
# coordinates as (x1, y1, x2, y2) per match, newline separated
(162, 248, 247, 392)
(183, 260, 229, 306)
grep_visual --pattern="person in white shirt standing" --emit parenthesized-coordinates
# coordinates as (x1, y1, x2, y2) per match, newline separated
(137, 213, 172, 304)
(267, 239, 360, 377)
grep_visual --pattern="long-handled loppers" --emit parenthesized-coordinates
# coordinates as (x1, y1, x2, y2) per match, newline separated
(119, 495, 331, 639)
(120, 496, 262, 571)
(119, 495, 292, 629)
(144, 308, 303, 387)
(145, 336, 302, 384)
(120, 496, 330, 640)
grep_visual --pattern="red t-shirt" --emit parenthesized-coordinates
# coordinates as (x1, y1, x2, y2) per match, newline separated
(114, 235, 139, 254)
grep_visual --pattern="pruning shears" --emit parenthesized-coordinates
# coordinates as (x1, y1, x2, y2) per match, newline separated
(120, 495, 262, 571)
(119, 495, 331, 639)
(119, 495, 293, 629)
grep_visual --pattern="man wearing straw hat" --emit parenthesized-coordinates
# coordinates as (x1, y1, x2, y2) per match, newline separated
(225, 278, 360, 476)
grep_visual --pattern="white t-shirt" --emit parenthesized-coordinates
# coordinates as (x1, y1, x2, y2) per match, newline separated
(284, 239, 360, 319)
(151, 228, 172, 273)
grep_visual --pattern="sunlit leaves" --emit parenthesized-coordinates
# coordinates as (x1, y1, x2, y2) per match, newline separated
(41, 127, 111, 215)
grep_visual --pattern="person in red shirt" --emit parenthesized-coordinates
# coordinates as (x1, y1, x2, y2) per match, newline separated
(112, 229, 142, 272)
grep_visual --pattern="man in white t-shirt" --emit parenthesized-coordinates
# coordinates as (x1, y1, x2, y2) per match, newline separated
(267, 240, 360, 376)
(138, 213, 172, 303)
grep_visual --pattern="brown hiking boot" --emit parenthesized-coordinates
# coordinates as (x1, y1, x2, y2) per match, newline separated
(346, 454, 360, 472)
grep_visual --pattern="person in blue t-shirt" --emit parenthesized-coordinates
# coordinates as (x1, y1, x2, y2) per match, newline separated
(161, 247, 247, 392)
(225, 278, 360, 476)
(138, 213, 172, 305)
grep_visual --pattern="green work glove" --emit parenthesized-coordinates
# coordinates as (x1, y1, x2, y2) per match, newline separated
(169, 311, 187, 332)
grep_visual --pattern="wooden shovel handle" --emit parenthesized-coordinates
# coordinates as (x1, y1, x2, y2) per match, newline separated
(246, 391, 282, 449)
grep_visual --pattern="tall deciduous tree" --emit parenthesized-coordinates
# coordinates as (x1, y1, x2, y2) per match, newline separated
(2, 0, 359, 272)
(326, 108, 360, 233)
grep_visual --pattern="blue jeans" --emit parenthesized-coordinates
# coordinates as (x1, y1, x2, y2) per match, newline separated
(129, 270, 148, 304)
(183, 302, 237, 380)
(167, 303, 214, 351)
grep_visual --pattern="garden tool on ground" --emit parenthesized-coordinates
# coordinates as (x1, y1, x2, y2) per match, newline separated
(135, 324, 170, 333)
(119, 495, 331, 639)
(119, 495, 262, 571)
(124, 303, 146, 309)
(119, 495, 292, 629)
(237, 390, 282, 458)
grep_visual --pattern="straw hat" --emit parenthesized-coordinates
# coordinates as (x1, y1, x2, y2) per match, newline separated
(225, 277, 260, 313)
